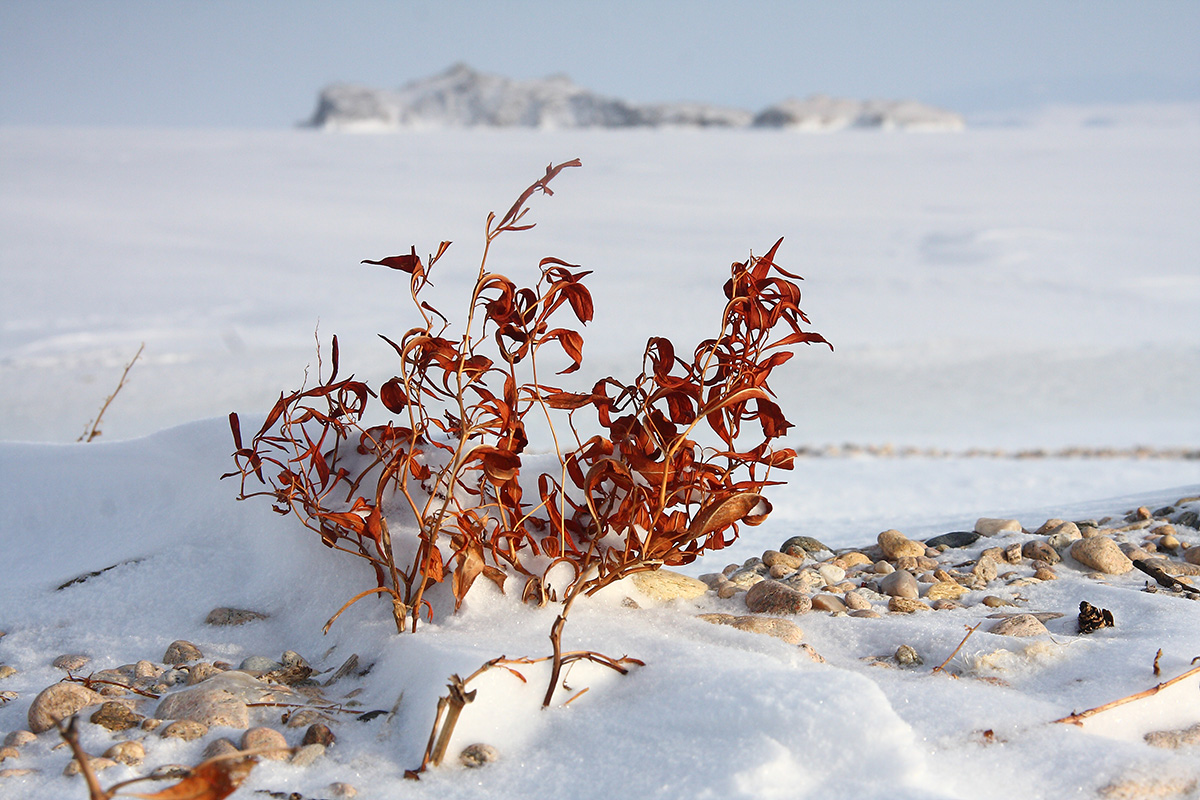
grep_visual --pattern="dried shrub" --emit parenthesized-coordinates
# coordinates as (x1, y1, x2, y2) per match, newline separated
(224, 159, 830, 637)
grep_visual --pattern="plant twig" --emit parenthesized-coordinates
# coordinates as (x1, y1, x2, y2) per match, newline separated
(57, 717, 109, 800)
(79, 342, 144, 442)
(1052, 664, 1200, 726)
(932, 622, 982, 677)
(1153, 648, 1163, 677)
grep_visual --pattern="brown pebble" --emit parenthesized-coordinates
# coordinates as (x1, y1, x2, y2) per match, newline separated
(303, 723, 336, 748)
(103, 740, 145, 767)
(64, 757, 118, 777)
(3, 731, 35, 748)
(160, 720, 208, 741)
(1033, 567, 1058, 581)
(89, 701, 143, 731)
(982, 595, 1015, 608)
(0, 747, 19, 763)
(888, 597, 931, 613)
(203, 738, 242, 759)
(241, 727, 290, 760)
(163, 641, 203, 665)
(849, 609, 882, 618)
(52, 654, 90, 672)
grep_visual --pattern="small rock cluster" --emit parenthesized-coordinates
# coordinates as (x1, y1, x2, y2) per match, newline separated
(0, 606, 363, 797)
(683, 496, 1200, 648)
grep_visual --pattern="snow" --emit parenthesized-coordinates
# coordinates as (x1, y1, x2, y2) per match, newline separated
(2, 110, 1200, 798)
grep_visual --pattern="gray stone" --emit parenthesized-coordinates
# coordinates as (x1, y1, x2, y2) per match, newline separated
(894, 645, 923, 667)
(727, 568, 766, 589)
(879, 569, 919, 599)
(780, 536, 831, 555)
(1070, 537, 1133, 574)
(155, 670, 287, 729)
(239, 656, 284, 674)
(459, 743, 499, 768)
(205, 607, 269, 626)
(291, 743, 326, 767)
(924, 531, 979, 549)
(744, 580, 812, 615)
(27, 682, 105, 733)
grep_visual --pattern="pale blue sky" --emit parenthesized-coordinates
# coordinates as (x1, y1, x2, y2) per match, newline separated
(2, 0, 1198, 127)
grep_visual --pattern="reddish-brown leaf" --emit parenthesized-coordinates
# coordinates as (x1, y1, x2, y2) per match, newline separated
(363, 246, 423, 274)
(380, 377, 409, 413)
(451, 541, 486, 610)
(124, 756, 256, 800)
(684, 492, 768, 543)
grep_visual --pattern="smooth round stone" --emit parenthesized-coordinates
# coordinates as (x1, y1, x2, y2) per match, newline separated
(762, 549, 804, 571)
(810, 594, 847, 613)
(744, 580, 812, 615)
(975, 518, 1021, 536)
(924, 531, 979, 549)
(0, 747, 18, 763)
(1035, 518, 1067, 534)
(291, 743, 326, 767)
(879, 569, 920, 599)
(460, 743, 499, 768)
(629, 569, 708, 601)
(187, 662, 224, 685)
(816, 564, 846, 586)
(988, 614, 1049, 637)
(1157, 533, 1181, 550)
(1022, 540, 1060, 563)
(103, 740, 146, 767)
(768, 563, 795, 580)
(0, 666, 18, 681)
(698, 573, 725, 588)
(981, 595, 1015, 608)
(27, 682, 105, 733)
(134, 660, 162, 680)
(242, 727, 290, 760)
(163, 640, 203, 665)
(716, 582, 742, 599)
(1185, 546, 1200, 566)
(160, 720, 209, 741)
(281, 651, 310, 669)
(1034, 567, 1058, 581)
(1070, 537, 1133, 574)
(781, 570, 821, 592)
(203, 738, 242, 759)
(850, 609, 882, 619)
(240, 656, 284, 674)
(780, 536, 831, 555)
(843, 591, 872, 611)
(303, 723, 336, 747)
(832, 551, 871, 569)
(894, 645, 923, 667)
(931, 599, 964, 610)
(873, 561, 895, 575)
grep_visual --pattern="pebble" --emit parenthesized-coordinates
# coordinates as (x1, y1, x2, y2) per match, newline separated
(1003, 543, 1023, 563)
(1184, 547, 1200, 566)
(290, 743, 326, 767)
(924, 580, 967, 601)
(629, 569, 708, 601)
(328, 782, 358, 798)
(160, 720, 209, 741)
(810, 594, 848, 613)
(887, 597, 930, 613)
(831, 551, 871, 569)
(459, 742, 499, 768)
(51, 654, 90, 672)
(843, 591, 872, 611)
(241, 727, 290, 760)
(163, 640, 203, 665)
(64, 756, 118, 777)
(203, 738, 242, 759)
(727, 568, 766, 589)
(816, 564, 846, 586)
(1157, 533, 1181, 551)
(850, 609, 882, 618)
(205, 607, 270, 626)
(988, 614, 1049, 637)
(4, 731, 35, 748)
(303, 723, 336, 747)
(155, 687, 250, 729)
(0, 747, 18, 763)
(877, 529, 925, 559)
(981, 596, 1016, 608)
(239, 656, 284, 674)
(102, 740, 145, 767)
(879, 569, 920, 599)
(89, 701, 143, 731)
(27, 682, 105, 733)
(1033, 567, 1058, 581)
(924, 531, 979, 549)
(873, 560, 895, 575)
(1141, 557, 1200, 577)
(894, 645, 923, 667)
(186, 662, 224, 685)
(975, 518, 1021, 536)
(972, 557, 999, 582)
(761, 549, 804, 571)
(0, 666, 16, 681)
(744, 580, 812, 615)
(1069, 536, 1133, 574)
(1022, 541, 1060, 563)
(780, 535, 831, 556)
(1144, 723, 1200, 749)
(716, 583, 742, 599)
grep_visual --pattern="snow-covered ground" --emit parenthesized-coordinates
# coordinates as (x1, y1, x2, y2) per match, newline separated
(1, 110, 1199, 798)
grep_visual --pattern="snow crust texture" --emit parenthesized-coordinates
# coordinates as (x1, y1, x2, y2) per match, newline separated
(308, 63, 964, 131)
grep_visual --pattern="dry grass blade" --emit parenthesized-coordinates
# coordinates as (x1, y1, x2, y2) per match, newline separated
(1053, 663, 1200, 726)
(79, 342, 145, 442)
